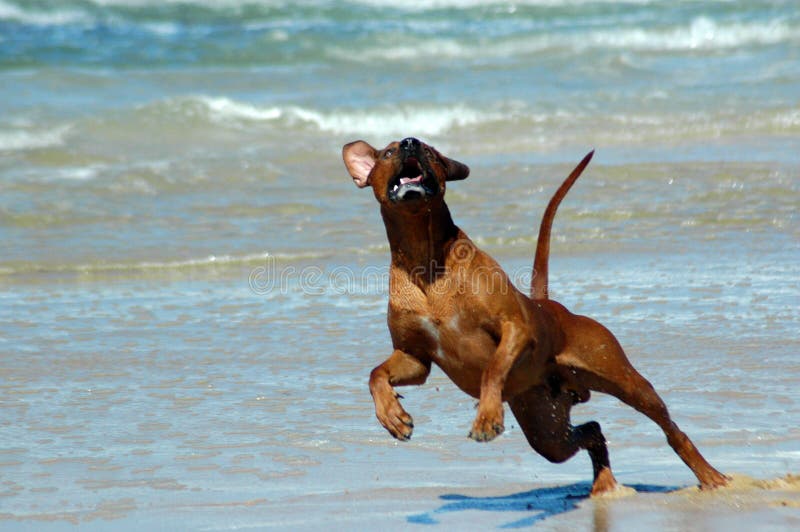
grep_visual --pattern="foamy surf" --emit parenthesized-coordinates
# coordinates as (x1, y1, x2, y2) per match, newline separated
(0, 251, 330, 278)
(81, 95, 800, 147)
(327, 16, 798, 63)
(0, 125, 70, 151)
(169, 96, 501, 137)
(0, 1, 89, 26)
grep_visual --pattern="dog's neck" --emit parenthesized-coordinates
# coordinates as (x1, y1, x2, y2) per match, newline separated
(381, 201, 459, 284)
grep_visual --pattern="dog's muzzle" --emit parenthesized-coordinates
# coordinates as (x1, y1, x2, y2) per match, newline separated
(388, 137, 438, 203)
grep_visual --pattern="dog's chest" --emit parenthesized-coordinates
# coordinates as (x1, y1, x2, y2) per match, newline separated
(389, 291, 495, 374)
(414, 314, 457, 363)
(388, 301, 458, 360)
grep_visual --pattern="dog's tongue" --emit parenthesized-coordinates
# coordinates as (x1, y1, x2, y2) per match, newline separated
(400, 175, 423, 185)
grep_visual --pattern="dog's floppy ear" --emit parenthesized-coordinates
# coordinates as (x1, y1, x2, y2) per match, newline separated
(445, 156, 470, 181)
(342, 140, 377, 188)
(430, 146, 469, 182)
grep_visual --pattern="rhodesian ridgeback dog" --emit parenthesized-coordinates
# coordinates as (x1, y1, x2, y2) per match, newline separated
(342, 137, 729, 495)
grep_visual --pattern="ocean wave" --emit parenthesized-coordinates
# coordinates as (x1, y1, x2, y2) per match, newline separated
(592, 16, 795, 52)
(334, 16, 797, 63)
(7, 96, 795, 160)
(0, 0, 667, 17)
(0, 1, 795, 74)
(772, 109, 800, 128)
(0, 1, 90, 26)
(151, 96, 503, 137)
(167, 96, 800, 139)
(47, 165, 107, 181)
(0, 125, 71, 152)
(0, 244, 401, 278)
(5, 96, 798, 158)
(349, 0, 660, 7)
(0, 251, 326, 278)
(288, 104, 499, 137)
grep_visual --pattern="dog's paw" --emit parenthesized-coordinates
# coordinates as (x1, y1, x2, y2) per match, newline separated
(699, 470, 731, 490)
(376, 398, 414, 442)
(468, 411, 504, 442)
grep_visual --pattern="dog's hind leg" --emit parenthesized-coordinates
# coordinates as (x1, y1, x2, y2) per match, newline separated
(557, 315, 729, 489)
(574, 365, 729, 490)
(509, 386, 619, 495)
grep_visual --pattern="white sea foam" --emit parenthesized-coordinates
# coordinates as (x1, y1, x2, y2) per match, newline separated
(349, 0, 663, 9)
(188, 96, 498, 136)
(286, 104, 497, 136)
(772, 109, 800, 129)
(331, 16, 796, 63)
(85, 0, 658, 6)
(0, 0, 90, 26)
(93, 0, 664, 9)
(141, 22, 181, 36)
(201, 96, 284, 122)
(87, 0, 275, 6)
(0, 251, 329, 277)
(165, 95, 800, 142)
(53, 165, 106, 181)
(0, 125, 70, 152)
(591, 16, 795, 52)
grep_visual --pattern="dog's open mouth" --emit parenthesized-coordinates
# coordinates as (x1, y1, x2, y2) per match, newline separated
(388, 157, 437, 203)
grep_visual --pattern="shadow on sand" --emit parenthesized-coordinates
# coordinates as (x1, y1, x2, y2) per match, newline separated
(407, 482, 677, 528)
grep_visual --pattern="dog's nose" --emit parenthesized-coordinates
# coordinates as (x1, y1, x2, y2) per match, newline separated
(400, 137, 420, 156)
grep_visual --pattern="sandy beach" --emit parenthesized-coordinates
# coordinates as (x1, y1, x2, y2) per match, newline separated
(2, 470, 799, 530)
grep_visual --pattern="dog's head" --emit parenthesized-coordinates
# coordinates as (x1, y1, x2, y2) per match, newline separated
(342, 137, 469, 210)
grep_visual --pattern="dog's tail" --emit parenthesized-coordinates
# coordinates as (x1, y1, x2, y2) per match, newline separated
(530, 150, 594, 300)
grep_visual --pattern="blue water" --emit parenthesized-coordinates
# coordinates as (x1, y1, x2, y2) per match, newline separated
(1, 0, 798, 529)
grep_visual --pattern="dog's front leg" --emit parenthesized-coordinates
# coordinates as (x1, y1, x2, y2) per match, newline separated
(369, 349, 431, 441)
(469, 321, 531, 442)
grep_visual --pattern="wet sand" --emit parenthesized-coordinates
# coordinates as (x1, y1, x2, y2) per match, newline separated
(3, 474, 797, 530)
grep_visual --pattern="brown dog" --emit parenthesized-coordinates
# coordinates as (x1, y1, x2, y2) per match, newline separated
(342, 137, 729, 495)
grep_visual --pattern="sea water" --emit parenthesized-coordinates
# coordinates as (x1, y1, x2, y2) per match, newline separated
(0, 1, 798, 529)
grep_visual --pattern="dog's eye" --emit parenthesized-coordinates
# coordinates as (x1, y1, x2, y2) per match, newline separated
(383, 149, 394, 159)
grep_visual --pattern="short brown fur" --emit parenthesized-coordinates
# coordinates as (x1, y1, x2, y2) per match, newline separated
(342, 138, 728, 494)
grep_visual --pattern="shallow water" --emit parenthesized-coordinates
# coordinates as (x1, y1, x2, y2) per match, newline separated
(1, 0, 799, 529)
